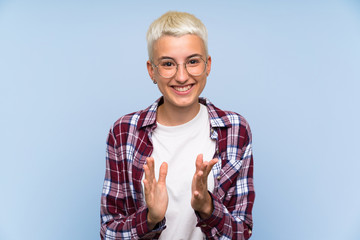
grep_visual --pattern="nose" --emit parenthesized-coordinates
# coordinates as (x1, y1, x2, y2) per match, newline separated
(174, 63, 189, 82)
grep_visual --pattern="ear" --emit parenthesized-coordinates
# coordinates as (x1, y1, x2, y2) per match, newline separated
(206, 55, 212, 77)
(147, 60, 155, 82)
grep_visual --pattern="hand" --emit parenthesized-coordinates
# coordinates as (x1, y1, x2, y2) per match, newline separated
(143, 157, 168, 230)
(191, 154, 218, 219)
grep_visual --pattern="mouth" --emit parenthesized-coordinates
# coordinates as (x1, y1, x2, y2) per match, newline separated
(172, 84, 193, 92)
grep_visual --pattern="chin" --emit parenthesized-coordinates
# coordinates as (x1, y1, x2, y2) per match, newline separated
(172, 98, 199, 108)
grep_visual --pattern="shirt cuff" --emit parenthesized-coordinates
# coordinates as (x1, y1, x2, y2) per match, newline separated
(195, 192, 253, 239)
(136, 206, 166, 238)
(195, 191, 224, 231)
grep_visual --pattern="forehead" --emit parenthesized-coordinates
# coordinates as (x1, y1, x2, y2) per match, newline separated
(152, 34, 206, 60)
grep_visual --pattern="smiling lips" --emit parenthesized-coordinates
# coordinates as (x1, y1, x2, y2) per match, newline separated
(172, 84, 193, 93)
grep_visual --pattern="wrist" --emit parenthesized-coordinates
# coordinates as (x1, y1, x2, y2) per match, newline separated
(147, 214, 158, 230)
(198, 193, 213, 219)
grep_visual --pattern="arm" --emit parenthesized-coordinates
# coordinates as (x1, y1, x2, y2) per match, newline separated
(100, 128, 166, 240)
(195, 125, 255, 239)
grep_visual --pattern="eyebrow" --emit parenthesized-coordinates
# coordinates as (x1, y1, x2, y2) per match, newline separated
(156, 53, 204, 62)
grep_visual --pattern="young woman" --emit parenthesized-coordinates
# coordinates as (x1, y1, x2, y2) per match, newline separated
(100, 11, 255, 240)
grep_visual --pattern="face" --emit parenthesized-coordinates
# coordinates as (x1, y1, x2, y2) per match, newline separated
(147, 34, 211, 112)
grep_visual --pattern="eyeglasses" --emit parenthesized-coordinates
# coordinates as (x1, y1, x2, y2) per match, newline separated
(152, 56, 207, 78)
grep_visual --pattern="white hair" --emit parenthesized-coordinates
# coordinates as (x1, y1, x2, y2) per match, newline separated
(146, 11, 208, 61)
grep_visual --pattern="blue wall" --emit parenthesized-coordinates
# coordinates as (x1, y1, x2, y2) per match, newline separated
(1, 0, 359, 239)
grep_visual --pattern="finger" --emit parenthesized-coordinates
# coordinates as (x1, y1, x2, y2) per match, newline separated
(194, 170, 205, 188)
(158, 162, 168, 184)
(193, 190, 200, 199)
(203, 158, 218, 176)
(195, 154, 203, 172)
(195, 161, 209, 183)
(146, 157, 155, 180)
(143, 178, 150, 195)
(197, 170, 204, 178)
(193, 188, 206, 202)
(200, 161, 209, 173)
(209, 158, 219, 168)
(144, 163, 151, 181)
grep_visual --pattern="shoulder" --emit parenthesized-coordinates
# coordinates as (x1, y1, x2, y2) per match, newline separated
(202, 98, 252, 131)
(113, 110, 143, 129)
(108, 98, 159, 139)
(222, 109, 250, 128)
(218, 109, 253, 143)
(109, 109, 146, 138)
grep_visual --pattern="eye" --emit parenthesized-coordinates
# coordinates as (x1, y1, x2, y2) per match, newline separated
(160, 60, 176, 68)
(187, 58, 200, 65)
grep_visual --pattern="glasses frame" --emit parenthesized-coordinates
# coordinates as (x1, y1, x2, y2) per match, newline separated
(152, 56, 208, 79)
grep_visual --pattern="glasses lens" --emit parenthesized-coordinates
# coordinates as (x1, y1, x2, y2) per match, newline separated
(157, 59, 177, 78)
(156, 57, 206, 78)
(185, 57, 206, 76)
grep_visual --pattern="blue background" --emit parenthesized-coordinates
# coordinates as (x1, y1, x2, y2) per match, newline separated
(1, 0, 359, 239)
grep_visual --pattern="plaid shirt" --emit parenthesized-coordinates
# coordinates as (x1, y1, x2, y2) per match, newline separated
(100, 97, 255, 240)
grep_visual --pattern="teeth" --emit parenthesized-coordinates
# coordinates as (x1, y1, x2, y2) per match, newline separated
(174, 85, 192, 92)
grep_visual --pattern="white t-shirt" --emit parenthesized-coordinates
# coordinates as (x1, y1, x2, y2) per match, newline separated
(147, 104, 216, 240)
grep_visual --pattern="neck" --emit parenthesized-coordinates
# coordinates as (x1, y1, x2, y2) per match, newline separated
(157, 101, 200, 126)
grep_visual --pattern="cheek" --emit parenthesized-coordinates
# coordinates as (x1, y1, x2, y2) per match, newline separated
(156, 82, 167, 95)
(199, 77, 207, 88)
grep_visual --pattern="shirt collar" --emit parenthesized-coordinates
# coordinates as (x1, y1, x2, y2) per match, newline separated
(136, 97, 232, 130)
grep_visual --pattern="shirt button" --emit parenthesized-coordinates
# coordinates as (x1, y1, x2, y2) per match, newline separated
(217, 176, 221, 180)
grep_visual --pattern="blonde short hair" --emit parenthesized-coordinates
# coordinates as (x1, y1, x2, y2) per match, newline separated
(146, 11, 208, 61)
